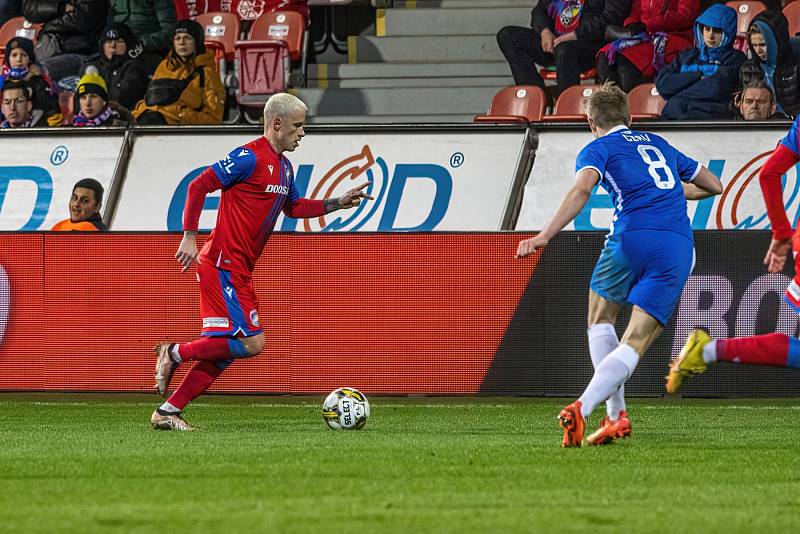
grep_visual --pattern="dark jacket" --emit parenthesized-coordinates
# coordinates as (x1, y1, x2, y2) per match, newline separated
(656, 4, 746, 119)
(80, 52, 150, 110)
(23, 0, 108, 55)
(531, 0, 630, 43)
(739, 10, 800, 119)
(109, 0, 177, 54)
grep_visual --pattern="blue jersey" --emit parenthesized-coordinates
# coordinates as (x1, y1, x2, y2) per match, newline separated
(779, 115, 800, 157)
(575, 125, 701, 240)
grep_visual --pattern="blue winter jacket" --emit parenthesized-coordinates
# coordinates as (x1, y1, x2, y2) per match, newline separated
(655, 3, 746, 119)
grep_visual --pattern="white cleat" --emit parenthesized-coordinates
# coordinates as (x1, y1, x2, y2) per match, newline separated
(151, 410, 194, 431)
(153, 342, 179, 397)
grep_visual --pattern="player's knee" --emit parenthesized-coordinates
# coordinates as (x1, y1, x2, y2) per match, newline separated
(241, 334, 265, 356)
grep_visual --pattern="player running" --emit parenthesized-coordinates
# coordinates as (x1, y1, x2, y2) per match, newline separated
(516, 83, 722, 447)
(667, 115, 800, 392)
(150, 93, 372, 431)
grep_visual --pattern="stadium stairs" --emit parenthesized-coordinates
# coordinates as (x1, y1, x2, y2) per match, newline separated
(301, 0, 531, 123)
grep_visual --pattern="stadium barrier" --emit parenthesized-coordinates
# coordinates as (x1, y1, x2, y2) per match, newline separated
(0, 231, 796, 396)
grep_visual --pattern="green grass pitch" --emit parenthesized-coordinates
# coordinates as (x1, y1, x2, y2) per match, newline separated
(1, 394, 799, 533)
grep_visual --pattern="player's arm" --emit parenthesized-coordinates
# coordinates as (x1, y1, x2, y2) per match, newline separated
(516, 168, 599, 258)
(176, 168, 223, 272)
(759, 143, 799, 273)
(682, 167, 722, 200)
(283, 182, 374, 218)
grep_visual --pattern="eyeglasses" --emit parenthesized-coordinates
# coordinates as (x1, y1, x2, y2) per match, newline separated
(2, 97, 28, 106)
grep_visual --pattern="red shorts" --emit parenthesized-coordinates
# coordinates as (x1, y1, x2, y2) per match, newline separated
(197, 260, 262, 337)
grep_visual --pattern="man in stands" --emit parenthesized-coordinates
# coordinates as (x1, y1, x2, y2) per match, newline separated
(51, 178, 108, 231)
(150, 93, 372, 431)
(496, 0, 629, 97)
(0, 80, 46, 127)
(733, 80, 782, 120)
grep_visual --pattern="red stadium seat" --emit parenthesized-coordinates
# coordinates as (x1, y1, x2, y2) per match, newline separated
(0, 17, 41, 65)
(196, 12, 241, 88)
(473, 86, 546, 123)
(234, 40, 289, 113)
(539, 67, 598, 82)
(628, 83, 666, 120)
(726, 1, 767, 52)
(541, 84, 602, 122)
(784, 1, 800, 38)
(248, 10, 307, 62)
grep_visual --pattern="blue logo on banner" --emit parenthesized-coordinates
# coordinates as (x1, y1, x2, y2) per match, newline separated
(50, 146, 69, 166)
(0, 167, 54, 230)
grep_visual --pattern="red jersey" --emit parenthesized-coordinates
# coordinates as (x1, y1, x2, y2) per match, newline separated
(183, 136, 324, 274)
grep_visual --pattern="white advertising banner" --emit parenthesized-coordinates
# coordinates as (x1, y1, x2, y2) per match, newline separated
(0, 134, 124, 230)
(114, 130, 525, 231)
(516, 127, 792, 231)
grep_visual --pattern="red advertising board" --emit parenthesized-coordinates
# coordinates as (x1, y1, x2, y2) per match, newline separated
(0, 233, 538, 394)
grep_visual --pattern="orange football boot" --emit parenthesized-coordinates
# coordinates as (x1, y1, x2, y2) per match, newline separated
(558, 401, 585, 448)
(586, 410, 632, 446)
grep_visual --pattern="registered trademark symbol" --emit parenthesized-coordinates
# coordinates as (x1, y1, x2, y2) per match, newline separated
(450, 152, 464, 168)
(50, 145, 69, 166)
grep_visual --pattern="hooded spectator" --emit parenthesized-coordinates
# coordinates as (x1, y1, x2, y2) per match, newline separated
(132, 20, 225, 125)
(2, 37, 61, 125)
(739, 10, 800, 119)
(79, 23, 151, 111)
(655, 4, 745, 120)
(71, 71, 128, 127)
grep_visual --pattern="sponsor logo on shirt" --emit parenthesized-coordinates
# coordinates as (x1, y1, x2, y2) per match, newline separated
(265, 184, 289, 195)
(203, 317, 230, 328)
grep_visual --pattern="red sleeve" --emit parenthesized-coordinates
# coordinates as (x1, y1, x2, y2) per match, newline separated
(759, 143, 799, 241)
(282, 198, 326, 218)
(643, 0, 698, 33)
(623, 0, 641, 27)
(183, 167, 222, 231)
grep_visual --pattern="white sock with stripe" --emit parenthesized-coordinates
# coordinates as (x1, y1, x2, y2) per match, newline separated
(588, 323, 626, 420)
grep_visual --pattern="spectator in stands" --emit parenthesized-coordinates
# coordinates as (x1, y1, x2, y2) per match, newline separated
(732, 80, 782, 120)
(2, 36, 61, 125)
(0, 79, 45, 127)
(739, 11, 800, 119)
(496, 0, 630, 96)
(109, 0, 177, 68)
(0, 0, 21, 27)
(79, 23, 150, 112)
(655, 3, 745, 120)
(22, 0, 107, 87)
(51, 178, 108, 231)
(71, 71, 128, 127)
(132, 20, 224, 125)
(598, 0, 698, 93)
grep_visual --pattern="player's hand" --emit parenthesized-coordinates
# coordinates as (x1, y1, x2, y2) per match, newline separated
(540, 29, 555, 54)
(516, 235, 548, 258)
(337, 182, 374, 209)
(176, 232, 199, 273)
(553, 31, 577, 48)
(763, 237, 791, 273)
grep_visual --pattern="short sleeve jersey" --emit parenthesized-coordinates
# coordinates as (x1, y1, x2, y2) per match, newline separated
(575, 125, 701, 240)
(779, 115, 800, 157)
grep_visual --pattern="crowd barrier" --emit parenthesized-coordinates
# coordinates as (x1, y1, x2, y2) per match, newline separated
(0, 231, 796, 396)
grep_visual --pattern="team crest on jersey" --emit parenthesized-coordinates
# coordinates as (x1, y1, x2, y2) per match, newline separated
(249, 309, 260, 327)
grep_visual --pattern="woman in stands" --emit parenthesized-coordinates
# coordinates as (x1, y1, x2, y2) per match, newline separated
(739, 10, 800, 119)
(597, 0, 699, 92)
(132, 19, 224, 126)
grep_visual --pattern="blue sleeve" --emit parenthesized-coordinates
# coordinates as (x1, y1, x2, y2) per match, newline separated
(575, 141, 607, 179)
(211, 146, 257, 187)
(780, 118, 800, 158)
(673, 146, 701, 183)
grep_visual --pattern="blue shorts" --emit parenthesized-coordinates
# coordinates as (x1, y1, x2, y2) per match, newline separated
(590, 230, 694, 325)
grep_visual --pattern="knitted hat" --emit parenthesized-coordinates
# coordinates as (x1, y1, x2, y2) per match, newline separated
(4, 37, 35, 67)
(76, 71, 109, 102)
(99, 22, 138, 51)
(173, 19, 205, 54)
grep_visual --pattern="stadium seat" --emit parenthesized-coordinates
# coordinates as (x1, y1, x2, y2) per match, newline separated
(538, 67, 598, 82)
(541, 85, 601, 122)
(234, 40, 289, 120)
(0, 17, 41, 65)
(726, 1, 767, 52)
(196, 12, 241, 77)
(248, 11, 307, 63)
(784, 1, 800, 38)
(473, 86, 546, 123)
(628, 83, 666, 120)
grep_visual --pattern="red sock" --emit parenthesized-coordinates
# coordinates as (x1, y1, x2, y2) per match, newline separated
(716, 333, 790, 367)
(178, 337, 233, 362)
(167, 360, 227, 410)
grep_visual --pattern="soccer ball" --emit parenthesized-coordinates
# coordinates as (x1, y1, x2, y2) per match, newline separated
(322, 387, 370, 430)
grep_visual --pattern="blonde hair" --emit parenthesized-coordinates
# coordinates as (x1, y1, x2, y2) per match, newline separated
(585, 82, 630, 130)
(263, 93, 308, 122)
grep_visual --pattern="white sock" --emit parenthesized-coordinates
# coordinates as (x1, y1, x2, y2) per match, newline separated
(159, 401, 181, 413)
(579, 344, 639, 419)
(170, 344, 183, 363)
(588, 323, 625, 419)
(703, 340, 717, 363)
